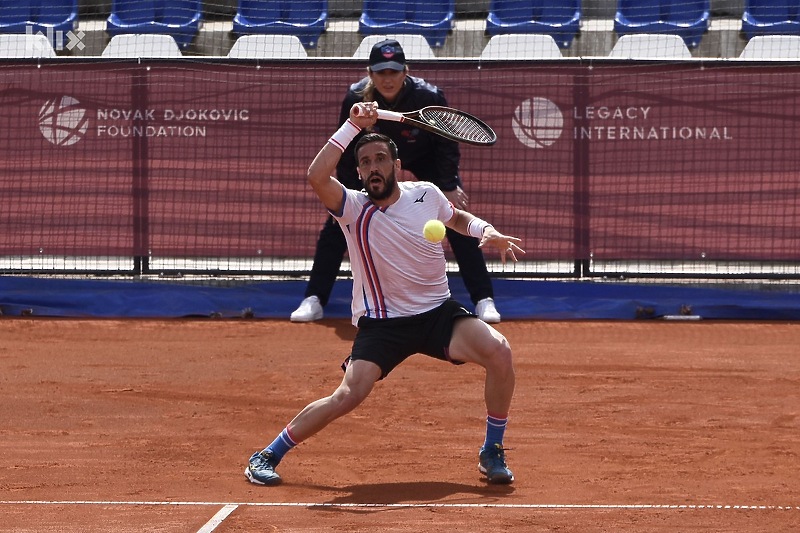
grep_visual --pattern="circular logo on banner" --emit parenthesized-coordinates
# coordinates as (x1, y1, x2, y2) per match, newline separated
(512, 97, 563, 149)
(39, 96, 89, 146)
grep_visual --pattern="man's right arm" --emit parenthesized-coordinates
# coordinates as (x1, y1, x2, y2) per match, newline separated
(307, 142, 348, 213)
(307, 103, 377, 213)
(335, 91, 364, 189)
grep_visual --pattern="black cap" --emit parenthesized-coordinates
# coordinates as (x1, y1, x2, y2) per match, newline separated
(369, 39, 406, 71)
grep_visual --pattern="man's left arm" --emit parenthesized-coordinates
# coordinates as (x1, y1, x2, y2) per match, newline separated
(445, 209, 525, 264)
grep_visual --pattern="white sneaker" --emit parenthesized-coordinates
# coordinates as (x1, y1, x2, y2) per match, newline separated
(290, 296, 323, 322)
(476, 298, 501, 324)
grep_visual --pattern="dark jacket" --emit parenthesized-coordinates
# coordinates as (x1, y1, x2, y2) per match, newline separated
(335, 75, 461, 192)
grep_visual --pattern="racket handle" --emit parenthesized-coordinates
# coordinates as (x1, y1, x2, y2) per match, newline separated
(375, 109, 403, 122)
(352, 106, 403, 122)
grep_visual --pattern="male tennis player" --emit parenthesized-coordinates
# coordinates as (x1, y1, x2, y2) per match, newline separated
(245, 102, 523, 486)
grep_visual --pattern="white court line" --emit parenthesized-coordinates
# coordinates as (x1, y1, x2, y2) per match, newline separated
(197, 504, 238, 533)
(0, 501, 798, 510)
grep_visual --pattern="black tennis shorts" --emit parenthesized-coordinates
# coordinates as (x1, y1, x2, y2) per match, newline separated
(347, 299, 477, 379)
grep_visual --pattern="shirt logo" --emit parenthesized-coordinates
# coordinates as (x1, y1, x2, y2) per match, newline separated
(414, 191, 427, 203)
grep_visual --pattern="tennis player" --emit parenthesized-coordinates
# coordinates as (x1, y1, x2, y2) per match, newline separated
(245, 102, 523, 486)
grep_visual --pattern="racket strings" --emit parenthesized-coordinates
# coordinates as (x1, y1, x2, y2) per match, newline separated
(420, 109, 496, 145)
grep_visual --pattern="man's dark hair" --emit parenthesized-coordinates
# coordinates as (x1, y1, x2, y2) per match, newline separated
(355, 133, 398, 161)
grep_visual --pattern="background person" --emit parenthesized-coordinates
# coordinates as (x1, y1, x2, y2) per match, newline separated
(291, 38, 501, 324)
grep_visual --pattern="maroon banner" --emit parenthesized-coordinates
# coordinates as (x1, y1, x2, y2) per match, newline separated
(0, 60, 798, 263)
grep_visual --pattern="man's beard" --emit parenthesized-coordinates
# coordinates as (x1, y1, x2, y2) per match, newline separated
(364, 167, 397, 201)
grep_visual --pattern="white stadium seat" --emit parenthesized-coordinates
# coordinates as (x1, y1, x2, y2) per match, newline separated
(480, 34, 562, 59)
(608, 34, 691, 59)
(740, 35, 800, 59)
(0, 34, 56, 58)
(228, 35, 308, 59)
(101, 34, 182, 58)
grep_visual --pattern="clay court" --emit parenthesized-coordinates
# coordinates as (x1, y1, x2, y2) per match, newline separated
(2, 318, 798, 532)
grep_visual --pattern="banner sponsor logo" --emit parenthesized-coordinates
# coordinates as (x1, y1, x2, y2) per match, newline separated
(38, 97, 250, 145)
(512, 98, 563, 149)
(512, 97, 734, 149)
(573, 104, 734, 141)
(96, 108, 249, 138)
(39, 96, 89, 146)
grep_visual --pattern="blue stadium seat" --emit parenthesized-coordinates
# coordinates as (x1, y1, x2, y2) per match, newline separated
(358, 0, 455, 48)
(0, 1, 34, 35)
(614, 0, 710, 49)
(485, 0, 581, 49)
(0, 0, 77, 50)
(106, 0, 202, 49)
(233, 0, 328, 50)
(742, 1, 800, 41)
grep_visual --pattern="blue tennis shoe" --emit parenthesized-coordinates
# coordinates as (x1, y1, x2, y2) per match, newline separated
(478, 443, 514, 484)
(245, 450, 282, 486)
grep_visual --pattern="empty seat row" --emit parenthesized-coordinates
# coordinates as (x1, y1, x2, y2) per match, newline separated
(0, 0, 201, 49)
(3, 1, 800, 52)
(480, 32, 800, 60)
(0, 1, 573, 51)
(5, 32, 800, 60)
(0, 0, 457, 50)
(227, 33, 561, 59)
(613, 0, 800, 49)
(0, 32, 183, 58)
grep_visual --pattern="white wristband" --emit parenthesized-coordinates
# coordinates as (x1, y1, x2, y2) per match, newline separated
(328, 119, 361, 152)
(467, 218, 491, 239)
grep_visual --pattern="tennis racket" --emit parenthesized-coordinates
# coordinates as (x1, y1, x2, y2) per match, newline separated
(357, 106, 497, 146)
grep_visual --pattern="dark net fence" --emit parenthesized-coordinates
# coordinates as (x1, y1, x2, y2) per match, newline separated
(0, 58, 798, 278)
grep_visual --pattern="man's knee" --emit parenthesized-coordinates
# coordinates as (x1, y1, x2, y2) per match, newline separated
(489, 337, 514, 374)
(330, 386, 367, 414)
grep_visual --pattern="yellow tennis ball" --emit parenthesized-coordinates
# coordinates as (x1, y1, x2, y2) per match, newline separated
(423, 219, 446, 243)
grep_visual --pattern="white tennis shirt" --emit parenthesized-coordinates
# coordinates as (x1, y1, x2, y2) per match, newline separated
(332, 180, 455, 326)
